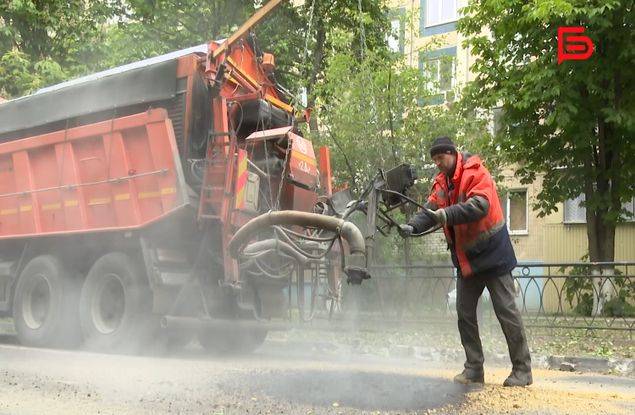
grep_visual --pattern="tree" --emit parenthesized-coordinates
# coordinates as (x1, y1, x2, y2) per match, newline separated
(98, 1, 259, 68)
(298, 0, 391, 131)
(458, 0, 635, 312)
(0, 0, 122, 97)
(459, 0, 635, 262)
(311, 46, 491, 263)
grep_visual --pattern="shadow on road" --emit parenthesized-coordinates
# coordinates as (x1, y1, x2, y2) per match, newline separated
(237, 369, 470, 411)
(0, 334, 17, 345)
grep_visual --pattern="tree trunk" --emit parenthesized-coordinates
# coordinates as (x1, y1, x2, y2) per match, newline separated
(585, 116, 618, 315)
(586, 207, 617, 316)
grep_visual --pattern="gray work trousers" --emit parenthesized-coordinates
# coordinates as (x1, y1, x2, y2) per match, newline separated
(456, 271, 531, 373)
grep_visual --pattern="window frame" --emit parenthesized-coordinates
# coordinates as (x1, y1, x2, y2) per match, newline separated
(563, 193, 586, 224)
(419, 46, 457, 105)
(388, 8, 406, 54)
(563, 194, 635, 224)
(424, 0, 457, 28)
(424, 57, 455, 92)
(490, 107, 504, 136)
(420, 0, 458, 37)
(506, 188, 529, 235)
(623, 197, 635, 222)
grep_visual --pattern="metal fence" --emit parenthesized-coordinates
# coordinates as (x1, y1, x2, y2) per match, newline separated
(326, 262, 635, 333)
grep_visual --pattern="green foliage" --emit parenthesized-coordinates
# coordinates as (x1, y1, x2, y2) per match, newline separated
(458, 0, 635, 261)
(562, 257, 635, 316)
(98, 1, 259, 67)
(602, 295, 635, 317)
(561, 261, 594, 316)
(299, 1, 391, 92)
(0, 0, 123, 96)
(0, 50, 36, 96)
(574, 293, 594, 316)
(0, 50, 66, 96)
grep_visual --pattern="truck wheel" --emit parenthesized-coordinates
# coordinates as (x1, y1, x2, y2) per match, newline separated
(12, 255, 81, 348)
(79, 252, 154, 353)
(198, 327, 267, 354)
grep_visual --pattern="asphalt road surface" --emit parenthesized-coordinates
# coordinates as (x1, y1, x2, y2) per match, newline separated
(0, 335, 633, 415)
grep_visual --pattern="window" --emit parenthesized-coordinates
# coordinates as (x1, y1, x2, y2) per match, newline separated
(490, 107, 504, 136)
(387, 11, 405, 54)
(499, 192, 507, 221)
(425, 0, 457, 27)
(564, 194, 635, 223)
(507, 189, 528, 234)
(623, 198, 635, 221)
(388, 18, 401, 52)
(419, 46, 456, 105)
(563, 193, 586, 223)
(424, 56, 455, 92)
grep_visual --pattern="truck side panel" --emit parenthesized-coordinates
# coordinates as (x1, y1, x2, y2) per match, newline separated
(0, 109, 188, 239)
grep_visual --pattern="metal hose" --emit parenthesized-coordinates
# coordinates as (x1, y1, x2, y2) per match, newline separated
(229, 211, 365, 257)
(242, 238, 310, 265)
(228, 210, 370, 284)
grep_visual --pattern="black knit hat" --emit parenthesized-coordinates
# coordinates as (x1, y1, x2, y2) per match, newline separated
(429, 136, 457, 157)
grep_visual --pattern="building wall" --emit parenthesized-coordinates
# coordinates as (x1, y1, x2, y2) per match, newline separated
(500, 168, 635, 262)
(500, 169, 635, 312)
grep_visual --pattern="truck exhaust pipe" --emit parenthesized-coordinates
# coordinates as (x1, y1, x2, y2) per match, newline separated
(228, 210, 370, 284)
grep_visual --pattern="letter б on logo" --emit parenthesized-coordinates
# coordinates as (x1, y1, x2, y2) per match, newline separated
(558, 27, 594, 64)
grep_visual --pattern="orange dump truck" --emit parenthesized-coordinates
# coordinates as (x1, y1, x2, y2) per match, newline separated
(0, 30, 370, 353)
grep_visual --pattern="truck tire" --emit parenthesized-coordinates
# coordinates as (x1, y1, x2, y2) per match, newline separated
(198, 326, 267, 354)
(12, 255, 81, 348)
(79, 252, 154, 353)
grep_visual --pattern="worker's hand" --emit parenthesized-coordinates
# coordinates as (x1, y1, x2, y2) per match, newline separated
(398, 224, 414, 237)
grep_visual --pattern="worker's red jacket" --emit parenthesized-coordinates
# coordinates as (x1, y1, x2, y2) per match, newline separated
(409, 152, 517, 278)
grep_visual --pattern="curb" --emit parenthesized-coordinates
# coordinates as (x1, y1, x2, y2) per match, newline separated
(547, 355, 635, 376)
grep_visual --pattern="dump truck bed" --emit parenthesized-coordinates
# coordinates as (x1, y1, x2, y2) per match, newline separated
(0, 109, 188, 238)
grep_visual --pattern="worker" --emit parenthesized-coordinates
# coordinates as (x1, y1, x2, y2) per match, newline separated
(399, 136, 532, 387)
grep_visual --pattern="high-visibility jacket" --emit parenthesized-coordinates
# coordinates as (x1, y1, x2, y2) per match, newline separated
(409, 152, 517, 278)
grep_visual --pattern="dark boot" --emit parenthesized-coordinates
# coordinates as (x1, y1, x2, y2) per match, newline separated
(453, 369, 484, 384)
(503, 370, 533, 387)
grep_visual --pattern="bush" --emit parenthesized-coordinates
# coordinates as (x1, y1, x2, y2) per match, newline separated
(561, 262, 593, 316)
(602, 296, 635, 318)
(573, 292, 594, 316)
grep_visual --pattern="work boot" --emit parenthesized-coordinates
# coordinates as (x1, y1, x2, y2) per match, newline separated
(453, 369, 484, 384)
(503, 370, 533, 387)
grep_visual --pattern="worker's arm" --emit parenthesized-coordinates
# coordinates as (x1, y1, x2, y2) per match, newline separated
(442, 170, 490, 226)
(443, 196, 489, 225)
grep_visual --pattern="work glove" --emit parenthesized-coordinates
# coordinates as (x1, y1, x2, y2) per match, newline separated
(409, 208, 447, 235)
(398, 224, 414, 237)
